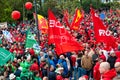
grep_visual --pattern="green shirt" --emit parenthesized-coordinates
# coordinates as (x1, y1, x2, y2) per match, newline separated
(34, 77, 42, 80)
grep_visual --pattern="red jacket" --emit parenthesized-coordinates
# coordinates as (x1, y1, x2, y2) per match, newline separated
(29, 48, 35, 56)
(56, 75, 64, 80)
(30, 62, 39, 71)
(93, 62, 101, 80)
(101, 69, 117, 80)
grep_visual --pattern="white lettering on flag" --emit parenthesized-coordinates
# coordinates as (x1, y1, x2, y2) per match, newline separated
(49, 20, 64, 28)
(99, 29, 111, 36)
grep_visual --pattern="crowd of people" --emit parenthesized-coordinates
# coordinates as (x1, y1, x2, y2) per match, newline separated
(0, 8, 120, 80)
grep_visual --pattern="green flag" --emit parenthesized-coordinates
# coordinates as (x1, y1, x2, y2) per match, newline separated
(25, 29, 40, 54)
(0, 48, 14, 66)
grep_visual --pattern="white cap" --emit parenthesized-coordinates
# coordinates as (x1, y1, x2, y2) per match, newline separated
(9, 73, 16, 80)
(57, 67, 64, 71)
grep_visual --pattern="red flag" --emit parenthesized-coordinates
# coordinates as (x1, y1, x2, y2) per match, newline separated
(48, 10, 84, 55)
(90, 8, 117, 50)
(33, 13, 48, 34)
(63, 10, 70, 27)
(70, 8, 84, 30)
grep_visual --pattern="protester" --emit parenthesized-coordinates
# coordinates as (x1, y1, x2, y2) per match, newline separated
(48, 65, 56, 80)
(81, 49, 93, 78)
(56, 67, 64, 80)
(30, 59, 39, 71)
(113, 62, 120, 80)
(99, 62, 116, 80)
(93, 57, 104, 80)
(58, 55, 68, 76)
(9, 73, 16, 80)
(107, 50, 117, 69)
(77, 52, 86, 78)
(0, 8, 119, 80)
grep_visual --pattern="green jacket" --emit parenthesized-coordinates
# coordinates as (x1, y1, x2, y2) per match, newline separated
(34, 77, 42, 80)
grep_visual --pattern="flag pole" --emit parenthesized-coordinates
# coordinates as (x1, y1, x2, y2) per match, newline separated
(34, 1, 49, 79)
(34, 0, 41, 44)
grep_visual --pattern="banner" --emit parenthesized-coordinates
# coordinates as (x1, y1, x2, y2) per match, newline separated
(0, 48, 14, 66)
(70, 8, 84, 30)
(34, 13, 48, 34)
(91, 8, 117, 50)
(25, 29, 40, 54)
(2, 30, 14, 43)
(48, 10, 84, 55)
(0, 22, 7, 29)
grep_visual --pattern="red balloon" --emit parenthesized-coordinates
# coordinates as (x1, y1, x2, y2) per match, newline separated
(11, 11, 21, 20)
(25, 2, 33, 10)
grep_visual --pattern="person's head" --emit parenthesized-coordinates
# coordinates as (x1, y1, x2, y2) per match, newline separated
(49, 55, 54, 60)
(17, 59, 21, 63)
(39, 51, 44, 57)
(95, 48, 100, 54)
(57, 67, 64, 74)
(59, 55, 65, 60)
(84, 50, 88, 56)
(43, 76, 48, 80)
(110, 50, 116, 57)
(114, 62, 120, 73)
(99, 62, 110, 74)
(43, 64, 48, 69)
(56, 64, 61, 68)
(50, 65, 54, 71)
(33, 59, 37, 63)
(99, 55, 106, 62)
(9, 73, 16, 80)
(48, 51, 53, 55)
(34, 71, 39, 77)
(14, 58, 17, 63)
(15, 63, 20, 69)
(40, 56, 46, 62)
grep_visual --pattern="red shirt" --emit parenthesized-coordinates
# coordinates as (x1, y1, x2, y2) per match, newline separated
(56, 75, 64, 80)
(18, 49, 24, 54)
(93, 62, 101, 80)
(30, 62, 39, 71)
(29, 48, 35, 56)
(9, 48, 14, 53)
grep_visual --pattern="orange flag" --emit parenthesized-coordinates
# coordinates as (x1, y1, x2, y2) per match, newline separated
(34, 13, 48, 34)
(48, 10, 84, 55)
(70, 8, 84, 30)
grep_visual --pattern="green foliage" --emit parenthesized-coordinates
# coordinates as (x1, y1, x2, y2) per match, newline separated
(55, 0, 81, 15)
(0, 0, 34, 22)
(110, 2, 120, 10)
(42, 0, 58, 17)
(82, 0, 102, 13)
(0, 0, 13, 22)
